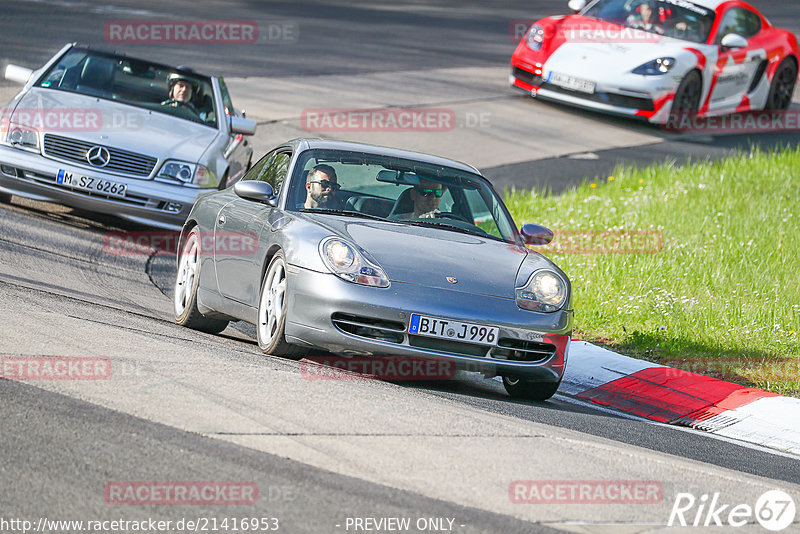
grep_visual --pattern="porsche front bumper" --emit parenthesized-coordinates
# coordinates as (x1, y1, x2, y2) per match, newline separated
(284, 266, 573, 382)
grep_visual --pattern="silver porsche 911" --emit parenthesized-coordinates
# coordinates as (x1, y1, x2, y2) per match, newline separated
(0, 43, 256, 229)
(174, 138, 573, 400)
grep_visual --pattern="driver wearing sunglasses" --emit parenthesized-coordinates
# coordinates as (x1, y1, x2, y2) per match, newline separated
(398, 180, 447, 219)
(304, 164, 340, 209)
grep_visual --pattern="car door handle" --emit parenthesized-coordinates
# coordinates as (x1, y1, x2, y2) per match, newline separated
(218, 214, 226, 225)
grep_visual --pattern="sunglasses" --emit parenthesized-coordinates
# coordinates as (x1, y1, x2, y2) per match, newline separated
(310, 180, 340, 191)
(415, 188, 444, 198)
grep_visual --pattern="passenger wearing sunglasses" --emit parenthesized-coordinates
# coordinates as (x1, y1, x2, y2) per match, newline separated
(303, 164, 340, 209)
(395, 180, 446, 219)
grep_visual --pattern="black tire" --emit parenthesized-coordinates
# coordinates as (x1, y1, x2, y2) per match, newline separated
(502, 376, 561, 401)
(766, 58, 797, 111)
(174, 227, 230, 334)
(257, 251, 305, 358)
(0, 192, 11, 203)
(670, 70, 703, 122)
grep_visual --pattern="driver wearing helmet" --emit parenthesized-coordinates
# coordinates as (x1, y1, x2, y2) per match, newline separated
(161, 72, 203, 118)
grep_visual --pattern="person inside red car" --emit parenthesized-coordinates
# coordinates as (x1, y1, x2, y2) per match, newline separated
(627, 1, 664, 34)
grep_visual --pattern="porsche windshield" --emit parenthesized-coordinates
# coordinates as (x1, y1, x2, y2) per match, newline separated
(35, 49, 217, 127)
(289, 149, 518, 243)
(583, 0, 716, 43)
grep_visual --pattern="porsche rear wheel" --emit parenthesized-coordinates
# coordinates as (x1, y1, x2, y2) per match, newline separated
(670, 70, 702, 121)
(766, 58, 797, 111)
(257, 251, 304, 358)
(502, 376, 561, 401)
(174, 228, 230, 334)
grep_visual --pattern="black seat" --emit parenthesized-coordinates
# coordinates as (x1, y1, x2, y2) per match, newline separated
(76, 56, 116, 97)
(387, 188, 414, 218)
(293, 170, 310, 208)
(345, 196, 394, 218)
(197, 93, 215, 124)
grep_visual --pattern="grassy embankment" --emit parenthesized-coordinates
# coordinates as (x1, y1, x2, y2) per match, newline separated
(505, 149, 799, 396)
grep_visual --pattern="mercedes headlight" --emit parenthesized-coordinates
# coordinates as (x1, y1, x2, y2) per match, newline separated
(516, 270, 567, 312)
(157, 160, 217, 188)
(633, 57, 676, 76)
(5, 123, 39, 151)
(526, 24, 545, 50)
(319, 237, 389, 288)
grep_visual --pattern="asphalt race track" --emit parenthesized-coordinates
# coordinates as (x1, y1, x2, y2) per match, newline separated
(1, 1, 799, 533)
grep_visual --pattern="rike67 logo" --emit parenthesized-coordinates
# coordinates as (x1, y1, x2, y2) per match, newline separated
(669, 490, 796, 531)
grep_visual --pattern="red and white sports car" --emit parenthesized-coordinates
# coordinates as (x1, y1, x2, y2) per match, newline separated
(510, 0, 799, 123)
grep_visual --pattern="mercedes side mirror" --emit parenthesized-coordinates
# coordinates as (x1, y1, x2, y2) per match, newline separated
(5, 64, 33, 85)
(230, 116, 257, 136)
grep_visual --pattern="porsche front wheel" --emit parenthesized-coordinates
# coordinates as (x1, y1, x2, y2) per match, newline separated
(670, 70, 702, 121)
(257, 251, 304, 358)
(174, 228, 230, 334)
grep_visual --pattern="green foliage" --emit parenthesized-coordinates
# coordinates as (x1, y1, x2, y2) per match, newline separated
(505, 149, 800, 395)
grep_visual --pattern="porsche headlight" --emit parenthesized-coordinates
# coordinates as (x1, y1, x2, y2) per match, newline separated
(5, 123, 39, 151)
(157, 160, 217, 188)
(319, 237, 389, 288)
(633, 57, 676, 76)
(516, 270, 567, 312)
(526, 24, 545, 50)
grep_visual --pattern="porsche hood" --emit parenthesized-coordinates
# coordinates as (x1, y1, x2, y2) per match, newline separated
(300, 214, 556, 298)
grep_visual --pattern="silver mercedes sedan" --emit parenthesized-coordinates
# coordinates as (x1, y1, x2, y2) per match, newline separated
(174, 138, 573, 400)
(0, 43, 256, 229)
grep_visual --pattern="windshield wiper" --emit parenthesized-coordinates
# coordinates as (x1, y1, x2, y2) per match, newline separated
(299, 208, 389, 222)
(402, 219, 491, 239)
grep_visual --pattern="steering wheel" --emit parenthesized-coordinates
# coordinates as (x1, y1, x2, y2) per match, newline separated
(162, 99, 202, 119)
(177, 101, 203, 118)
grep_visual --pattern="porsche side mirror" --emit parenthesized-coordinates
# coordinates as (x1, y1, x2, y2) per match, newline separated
(520, 223, 554, 246)
(720, 34, 748, 50)
(230, 116, 257, 136)
(234, 180, 276, 206)
(567, 0, 587, 12)
(5, 64, 33, 85)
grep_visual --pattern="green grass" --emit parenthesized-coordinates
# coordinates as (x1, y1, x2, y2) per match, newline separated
(505, 148, 800, 396)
